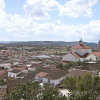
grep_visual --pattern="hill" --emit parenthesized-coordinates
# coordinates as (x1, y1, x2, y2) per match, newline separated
(2, 41, 98, 48)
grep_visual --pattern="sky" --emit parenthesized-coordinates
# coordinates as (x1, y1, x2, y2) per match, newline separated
(0, 0, 100, 43)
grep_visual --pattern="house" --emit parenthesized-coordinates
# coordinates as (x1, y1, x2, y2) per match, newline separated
(35, 72, 49, 82)
(68, 69, 96, 77)
(8, 67, 28, 78)
(62, 39, 100, 62)
(35, 69, 68, 86)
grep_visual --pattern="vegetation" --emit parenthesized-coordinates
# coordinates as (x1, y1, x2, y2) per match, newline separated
(62, 74, 100, 100)
(56, 60, 94, 69)
(5, 82, 67, 100)
(0, 79, 7, 86)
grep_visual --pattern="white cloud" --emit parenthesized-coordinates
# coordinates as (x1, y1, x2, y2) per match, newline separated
(0, 0, 5, 20)
(23, 0, 61, 19)
(56, 19, 61, 24)
(0, 0, 100, 42)
(59, 0, 98, 17)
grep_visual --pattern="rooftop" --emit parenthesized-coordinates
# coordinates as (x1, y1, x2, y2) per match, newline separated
(36, 72, 49, 77)
(44, 69, 68, 80)
(69, 69, 95, 77)
(71, 45, 91, 49)
(92, 52, 100, 56)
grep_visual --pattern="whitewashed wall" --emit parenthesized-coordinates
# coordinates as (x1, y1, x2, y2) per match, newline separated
(42, 78, 48, 83)
(8, 72, 17, 78)
(8, 70, 28, 78)
(72, 49, 91, 56)
(28, 67, 36, 71)
(86, 54, 96, 61)
(50, 76, 66, 86)
(62, 53, 79, 62)
(35, 76, 42, 82)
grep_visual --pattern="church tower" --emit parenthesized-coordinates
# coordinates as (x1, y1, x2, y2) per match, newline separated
(98, 40, 100, 52)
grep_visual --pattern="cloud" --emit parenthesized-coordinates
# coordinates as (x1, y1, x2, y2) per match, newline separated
(1, 11, 100, 41)
(23, 0, 98, 19)
(0, 0, 5, 19)
(59, 0, 98, 17)
(23, 0, 61, 19)
(0, 0, 100, 42)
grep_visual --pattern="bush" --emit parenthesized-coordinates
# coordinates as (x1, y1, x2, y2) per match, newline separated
(56, 63, 63, 69)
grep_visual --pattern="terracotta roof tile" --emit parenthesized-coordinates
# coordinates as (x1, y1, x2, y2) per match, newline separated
(92, 52, 100, 56)
(14, 67, 27, 71)
(0, 71, 6, 75)
(71, 45, 91, 49)
(36, 72, 49, 77)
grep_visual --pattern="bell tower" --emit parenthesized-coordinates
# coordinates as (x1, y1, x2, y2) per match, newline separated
(79, 38, 83, 46)
(98, 40, 100, 52)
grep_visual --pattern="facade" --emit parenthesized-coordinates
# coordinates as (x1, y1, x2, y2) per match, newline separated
(62, 39, 100, 62)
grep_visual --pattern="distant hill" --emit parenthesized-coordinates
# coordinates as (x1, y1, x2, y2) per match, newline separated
(2, 41, 98, 48)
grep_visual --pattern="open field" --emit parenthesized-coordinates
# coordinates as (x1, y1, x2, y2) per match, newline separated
(36, 46, 69, 54)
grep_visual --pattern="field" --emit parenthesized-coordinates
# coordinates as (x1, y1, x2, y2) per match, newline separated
(36, 46, 70, 54)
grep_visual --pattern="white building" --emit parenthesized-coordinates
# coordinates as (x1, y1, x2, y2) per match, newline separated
(8, 68, 28, 78)
(35, 69, 68, 86)
(62, 39, 100, 62)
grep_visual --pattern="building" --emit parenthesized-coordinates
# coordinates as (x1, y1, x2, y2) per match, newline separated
(62, 39, 100, 62)
(68, 69, 96, 77)
(8, 68, 28, 78)
(35, 69, 68, 86)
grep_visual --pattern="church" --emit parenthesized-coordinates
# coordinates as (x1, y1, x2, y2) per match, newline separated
(62, 39, 100, 62)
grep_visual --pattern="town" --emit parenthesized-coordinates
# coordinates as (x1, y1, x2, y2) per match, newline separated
(0, 39, 100, 99)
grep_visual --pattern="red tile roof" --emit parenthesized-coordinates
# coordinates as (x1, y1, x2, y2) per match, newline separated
(36, 72, 49, 77)
(14, 67, 27, 71)
(92, 52, 100, 56)
(0, 71, 6, 75)
(71, 45, 91, 49)
(71, 52, 91, 58)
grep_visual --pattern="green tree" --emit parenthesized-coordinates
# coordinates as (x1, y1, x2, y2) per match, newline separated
(56, 63, 63, 69)
(62, 77, 77, 91)
(5, 82, 39, 100)
(39, 84, 67, 100)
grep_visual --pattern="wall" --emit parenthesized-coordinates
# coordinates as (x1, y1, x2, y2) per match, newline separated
(86, 54, 96, 61)
(28, 67, 36, 71)
(8, 70, 27, 78)
(42, 78, 48, 83)
(35, 76, 42, 82)
(8, 72, 17, 77)
(50, 76, 66, 86)
(62, 53, 79, 62)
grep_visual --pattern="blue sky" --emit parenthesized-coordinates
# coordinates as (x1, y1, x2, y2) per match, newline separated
(0, 0, 100, 43)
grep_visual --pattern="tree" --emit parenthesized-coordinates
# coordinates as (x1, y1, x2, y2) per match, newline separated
(4, 82, 67, 100)
(39, 84, 67, 100)
(62, 77, 77, 91)
(56, 63, 63, 69)
(5, 82, 39, 100)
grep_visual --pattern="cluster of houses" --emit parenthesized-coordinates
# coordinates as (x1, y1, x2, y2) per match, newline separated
(0, 39, 100, 99)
